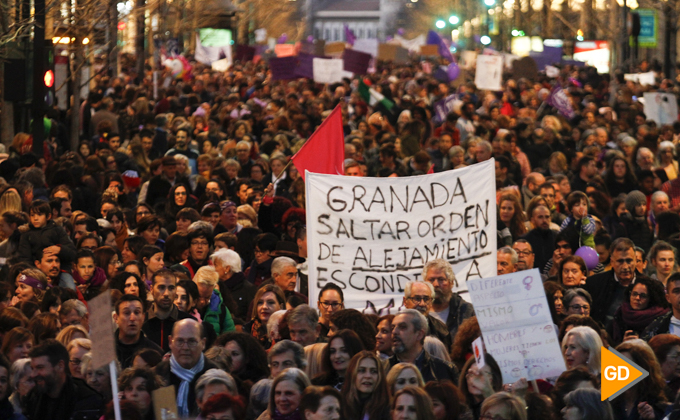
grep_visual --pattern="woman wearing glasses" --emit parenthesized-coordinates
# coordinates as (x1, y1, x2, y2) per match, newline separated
(94, 245, 123, 280)
(562, 288, 593, 318)
(458, 353, 503, 420)
(610, 277, 668, 344)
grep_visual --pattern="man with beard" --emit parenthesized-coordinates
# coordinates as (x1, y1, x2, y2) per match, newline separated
(166, 128, 199, 174)
(35, 247, 76, 290)
(142, 269, 195, 352)
(172, 225, 213, 279)
(387, 309, 459, 383)
(422, 259, 474, 339)
(402, 281, 452, 350)
(114, 295, 163, 368)
(521, 205, 557, 272)
(26, 340, 103, 420)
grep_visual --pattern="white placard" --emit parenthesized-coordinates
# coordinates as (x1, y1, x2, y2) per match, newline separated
(460, 51, 477, 70)
(468, 269, 566, 384)
(473, 336, 486, 368)
(313, 58, 345, 84)
(624, 71, 656, 86)
(255, 28, 267, 43)
(306, 160, 497, 313)
(353, 39, 379, 57)
(643, 92, 678, 126)
(475, 55, 503, 91)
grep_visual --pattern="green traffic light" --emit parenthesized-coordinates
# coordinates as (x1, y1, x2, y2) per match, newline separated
(449, 15, 460, 25)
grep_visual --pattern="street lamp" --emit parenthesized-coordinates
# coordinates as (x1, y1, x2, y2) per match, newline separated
(484, 0, 495, 6)
(436, 19, 446, 29)
(449, 15, 460, 25)
(480, 35, 491, 45)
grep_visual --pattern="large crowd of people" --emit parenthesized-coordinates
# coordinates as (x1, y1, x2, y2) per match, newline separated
(0, 53, 679, 420)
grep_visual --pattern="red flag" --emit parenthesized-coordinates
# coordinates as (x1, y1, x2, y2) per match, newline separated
(292, 105, 345, 181)
(427, 163, 435, 174)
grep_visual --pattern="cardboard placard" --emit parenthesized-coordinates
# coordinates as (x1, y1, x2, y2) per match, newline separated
(269, 56, 298, 80)
(295, 53, 316, 79)
(88, 292, 116, 370)
(325, 42, 346, 56)
(473, 337, 486, 368)
(313, 58, 345, 84)
(475, 55, 503, 91)
(153, 386, 178, 420)
(378, 43, 398, 61)
(468, 269, 566, 383)
(353, 38, 379, 57)
(511, 56, 539, 81)
(420, 45, 439, 56)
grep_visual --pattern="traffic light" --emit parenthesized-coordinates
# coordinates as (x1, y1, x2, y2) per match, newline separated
(449, 15, 460, 25)
(44, 39, 55, 106)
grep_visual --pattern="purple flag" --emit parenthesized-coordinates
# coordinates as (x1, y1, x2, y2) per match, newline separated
(546, 86, 576, 119)
(426, 30, 454, 62)
(295, 53, 315, 79)
(234, 45, 256, 62)
(434, 94, 459, 123)
(344, 25, 356, 46)
(342, 49, 371, 75)
(269, 56, 298, 80)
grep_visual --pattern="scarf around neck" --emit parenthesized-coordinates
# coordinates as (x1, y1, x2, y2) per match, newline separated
(73, 266, 107, 287)
(170, 353, 205, 416)
(272, 407, 302, 420)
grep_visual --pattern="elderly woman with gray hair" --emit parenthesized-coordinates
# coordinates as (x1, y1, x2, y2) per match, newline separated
(8, 358, 33, 415)
(80, 352, 120, 403)
(194, 368, 239, 413)
(193, 266, 236, 335)
(211, 248, 257, 321)
(658, 141, 679, 181)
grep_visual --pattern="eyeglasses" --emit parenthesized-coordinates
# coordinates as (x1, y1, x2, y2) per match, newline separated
(631, 292, 649, 299)
(570, 304, 590, 311)
(191, 241, 209, 247)
(174, 338, 200, 348)
(319, 301, 343, 309)
(407, 296, 432, 304)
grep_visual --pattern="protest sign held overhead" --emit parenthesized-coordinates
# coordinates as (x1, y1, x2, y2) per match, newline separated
(306, 160, 497, 313)
(468, 269, 566, 384)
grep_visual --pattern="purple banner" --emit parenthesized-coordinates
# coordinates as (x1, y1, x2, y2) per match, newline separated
(295, 53, 316, 79)
(270, 56, 298, 80)
(434, 94, 459, 123)
(343, 49, 372, 75)
(234, 45, 256, 62)
(546, 87, 576, 119)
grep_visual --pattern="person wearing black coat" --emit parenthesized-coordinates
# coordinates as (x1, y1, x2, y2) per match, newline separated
(25, 340, 104, 420)
(583, 238, 641, 328)
(17, 218, 77, 267)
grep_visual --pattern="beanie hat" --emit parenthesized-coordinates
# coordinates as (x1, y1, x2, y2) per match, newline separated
(122, 170, 140, 189)
(625, 190, 647, 215)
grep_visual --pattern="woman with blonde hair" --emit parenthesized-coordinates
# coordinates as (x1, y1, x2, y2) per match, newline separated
(304, 342, 326, 380)
(193, 266, 235, 334)
(237, 204, 258, 228)
(55, 325, 89, 346)
(0, 188, 23, 218)
(547, 152, 569, 176)
(12, 268, 48, 306)
(386, 362, 425, 397)
(66, 338, 91, 379)
(480, 392, 527, 420)
(392, 386, 435, 420)
(562, 326, 602, 375)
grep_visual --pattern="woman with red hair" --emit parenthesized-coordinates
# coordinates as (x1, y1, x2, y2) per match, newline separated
(200, 392, 245, 420)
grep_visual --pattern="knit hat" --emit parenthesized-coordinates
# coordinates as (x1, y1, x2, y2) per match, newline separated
(625, 190, 647, 215)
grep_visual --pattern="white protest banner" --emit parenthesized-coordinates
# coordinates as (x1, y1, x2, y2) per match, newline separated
(468, 269, 566, 384)
(624, 71, 655, 86)
(643, 92, 678, 126)
(313, 58, 345, 84)
(306, 160, 497, 313)
(88, 292, 116, 369)
(255, 28, 267, 43)
(475, 55, 503, 91)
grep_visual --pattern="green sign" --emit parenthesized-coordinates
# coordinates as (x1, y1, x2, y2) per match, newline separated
(199, 28, 233, 47)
